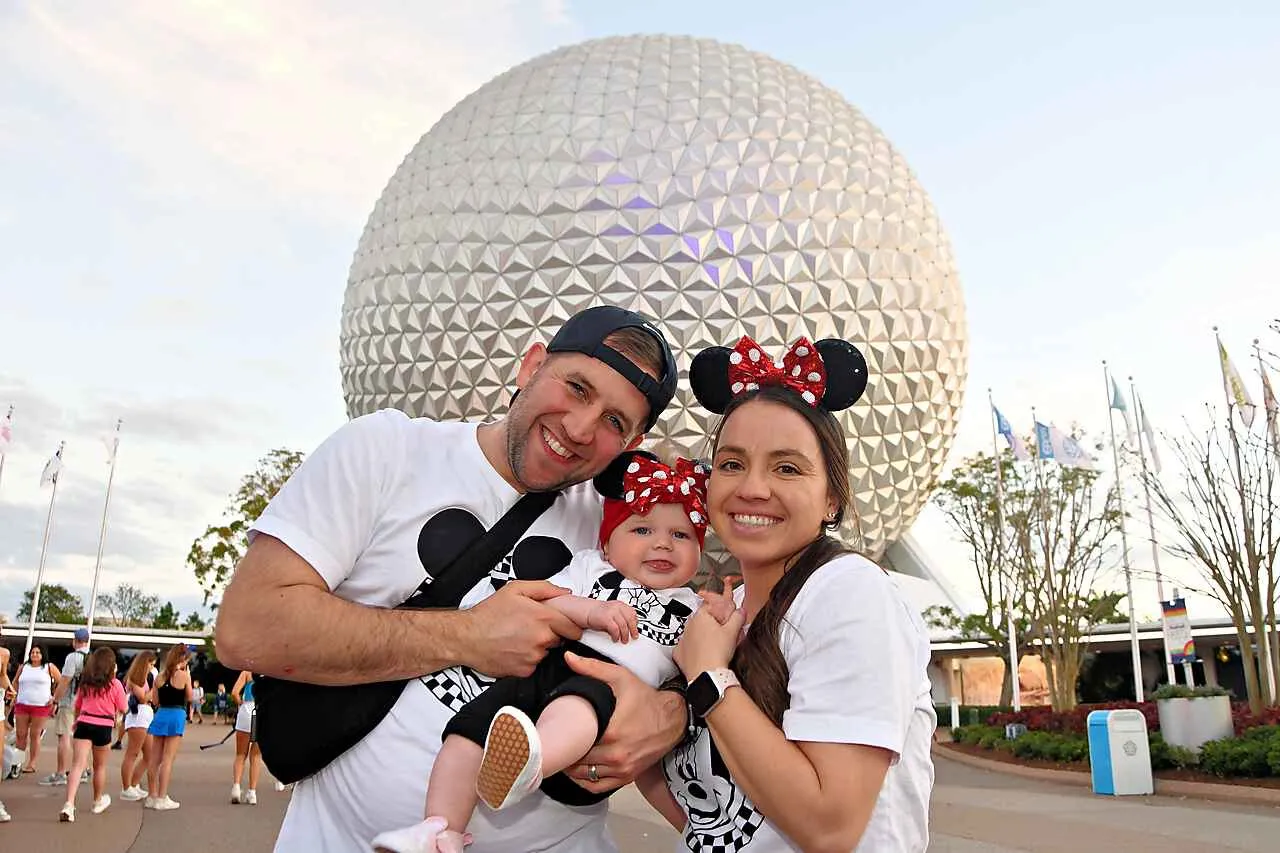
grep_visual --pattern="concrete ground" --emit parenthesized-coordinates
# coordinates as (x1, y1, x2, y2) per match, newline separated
(3, 730, 1279, 851)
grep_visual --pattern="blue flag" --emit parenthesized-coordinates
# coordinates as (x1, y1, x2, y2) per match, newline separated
(992, 405, 1030, 460)
(1035, 421, 1054, 461)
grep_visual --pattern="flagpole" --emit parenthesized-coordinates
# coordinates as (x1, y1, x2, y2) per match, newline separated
(1253, 339, 1280, 696)
(1131, 378, 1179, 687)
(86, 419, 122, 641)
(24, 441, 65, 661)
(988, 390, 1022, 711)
(1104, 361, 1145, 702)
(1216, 327, 1273, 705)
(1030, 406, 1061, 707)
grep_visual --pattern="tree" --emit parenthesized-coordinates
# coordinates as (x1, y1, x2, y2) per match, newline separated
(929, 450, 1036, 707)
(1143, 412, 1279, 713)
(96, 582, 159, 627)
(17, 584, 86, 624)
(181, 611, 207, 632)
(188, 448, 304, 607)
(151, 602, 180, 630)
(930, 444, 1122, 711)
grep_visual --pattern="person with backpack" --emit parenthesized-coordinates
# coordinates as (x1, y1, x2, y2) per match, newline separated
(43, 627, 91, 787)
(216, 307, 692, 852)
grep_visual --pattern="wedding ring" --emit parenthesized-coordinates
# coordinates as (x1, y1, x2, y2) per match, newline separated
(587, 764, 600, 782)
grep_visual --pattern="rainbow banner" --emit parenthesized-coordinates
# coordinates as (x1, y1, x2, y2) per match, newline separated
(1162, 598, 1197, 664)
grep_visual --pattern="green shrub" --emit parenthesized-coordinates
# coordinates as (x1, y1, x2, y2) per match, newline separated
(1148, 733, 1200, 771)
(1151, 684, 1232, 700)
(1199, 730, 1277, 778)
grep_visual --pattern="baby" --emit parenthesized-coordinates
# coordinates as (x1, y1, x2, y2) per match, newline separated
(372, 451, 708, 853)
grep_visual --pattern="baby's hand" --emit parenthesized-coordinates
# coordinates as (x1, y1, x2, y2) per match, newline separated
(590, 601, 639, 644)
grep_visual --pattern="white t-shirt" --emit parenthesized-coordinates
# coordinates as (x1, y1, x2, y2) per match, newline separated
(545, 549, 700, 688)
(250, 411, 614, 853)
(663, 555, 936, 853)
(62, 649, 87, 705)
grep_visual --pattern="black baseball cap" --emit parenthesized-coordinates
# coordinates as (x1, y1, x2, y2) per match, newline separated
(547, 305, 677, 431)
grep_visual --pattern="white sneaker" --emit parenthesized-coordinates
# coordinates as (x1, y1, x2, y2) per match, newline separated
(476, 706, 543, 811)
(144, 797, 158, 809)
(153, 796, 180, 811)
(371, 816, 450, 853)
(244, 789, 257, 805)
(39, 772, 67, 786)
(120, 786, 147, 802)
(0, 801, 11, 823)
(59, 802, 75, 822)
(274, 779, 287, 791)
(92, 794, 111, 815)
(230, 782, 242, 804)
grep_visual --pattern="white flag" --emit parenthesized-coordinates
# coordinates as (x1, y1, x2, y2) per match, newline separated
(1138, 396, 1162, 474)
(1050, 424, 1096, 470)
(40, 443, 65, 487)
(1218, 339, 1257, 428)
(0, 406, 12, 456)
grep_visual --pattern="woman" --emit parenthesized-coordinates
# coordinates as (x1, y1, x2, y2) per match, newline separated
(229, 670, 262, 804)
(59, 647, 128, 822)
(119, 651, 157, 801)
(659, 336, 936, 851)
(11, 646, 62, 776)
(145, 644, 192, 811)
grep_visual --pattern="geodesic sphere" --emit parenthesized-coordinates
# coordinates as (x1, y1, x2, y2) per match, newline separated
(340, 34, 968, 558)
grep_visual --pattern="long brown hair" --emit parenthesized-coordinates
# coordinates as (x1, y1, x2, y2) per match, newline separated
(79, 647, 118, 692)
(157, 643, 189, 687)
(715, 384, 854, 726)
(125, 651, 157, 687)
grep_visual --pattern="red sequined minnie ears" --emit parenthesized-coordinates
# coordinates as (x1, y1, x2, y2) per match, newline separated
(690, 334, 869, 414)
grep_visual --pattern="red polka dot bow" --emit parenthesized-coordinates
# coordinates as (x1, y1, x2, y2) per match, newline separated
(728, 335, 827, 406)
(622, 456, 710, 535)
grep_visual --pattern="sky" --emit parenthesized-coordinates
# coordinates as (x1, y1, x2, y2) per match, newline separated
(0, 1, 1277, 627)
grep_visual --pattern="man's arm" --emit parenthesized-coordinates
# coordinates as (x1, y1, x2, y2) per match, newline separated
(215, 534, 585, 685)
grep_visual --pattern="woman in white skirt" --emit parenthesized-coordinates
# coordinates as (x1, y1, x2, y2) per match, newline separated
(119, 651, 157, 802)
(229, 670, 261, 805)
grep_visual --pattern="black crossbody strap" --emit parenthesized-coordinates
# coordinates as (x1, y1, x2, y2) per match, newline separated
(402, 490, 561, 610)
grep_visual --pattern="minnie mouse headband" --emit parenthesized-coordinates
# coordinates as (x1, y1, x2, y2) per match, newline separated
(594, 451, 711, 546)
(689, 335, 869, 414)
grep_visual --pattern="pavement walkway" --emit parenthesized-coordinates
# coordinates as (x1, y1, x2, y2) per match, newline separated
(4, 728, 1279, 851)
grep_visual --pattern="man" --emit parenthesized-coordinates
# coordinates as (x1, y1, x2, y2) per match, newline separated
(43, 626, 90, 787)
(217, 306, 693, 852)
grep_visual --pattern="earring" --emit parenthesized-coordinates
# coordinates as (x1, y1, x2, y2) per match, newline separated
(824, 511, 837, 522)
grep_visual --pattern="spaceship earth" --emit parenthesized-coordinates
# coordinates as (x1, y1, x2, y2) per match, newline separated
(340, 34, 968, 560)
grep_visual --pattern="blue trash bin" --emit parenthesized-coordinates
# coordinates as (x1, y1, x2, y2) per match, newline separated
(1087, 709, 1153, 796)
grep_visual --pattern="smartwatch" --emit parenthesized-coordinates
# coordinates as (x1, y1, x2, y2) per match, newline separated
(687, 668, 740, 720)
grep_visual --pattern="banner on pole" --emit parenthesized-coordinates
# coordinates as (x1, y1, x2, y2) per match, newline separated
(1162, 598, 1197, 664)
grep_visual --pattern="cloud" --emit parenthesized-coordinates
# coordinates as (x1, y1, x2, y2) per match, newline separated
(2, 0, 581, 223)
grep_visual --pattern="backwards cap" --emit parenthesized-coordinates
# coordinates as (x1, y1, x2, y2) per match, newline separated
(547, 305, 678, 432)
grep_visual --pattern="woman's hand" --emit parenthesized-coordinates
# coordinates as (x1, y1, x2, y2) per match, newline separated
(675, 584, 745, 679)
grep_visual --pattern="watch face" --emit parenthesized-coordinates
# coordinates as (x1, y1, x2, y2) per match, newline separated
(687, 671, 720, 719)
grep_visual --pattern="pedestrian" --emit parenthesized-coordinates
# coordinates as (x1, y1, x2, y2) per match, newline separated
(216, 306, 688, 852)
(58, 647, 128, 822)
(214, 684, 229, 724)
(229, 670, 262, 804)
(10, 645, 61, 777)
(190, 679, 205, 724)
(655, 335, 935, 851)
(0, 623, 11, 822)
(144, 644, 191, 811)
(374, 451, 708, 853)
(119, 651, 157, 802)
(43, 627, 91, 787)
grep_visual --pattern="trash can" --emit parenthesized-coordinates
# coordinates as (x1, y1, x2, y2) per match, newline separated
(1087, 709, 1153, 796)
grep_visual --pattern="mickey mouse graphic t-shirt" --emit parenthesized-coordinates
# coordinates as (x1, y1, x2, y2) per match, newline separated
(249, 410, 611, 853)
(663, 555, 936, 853)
